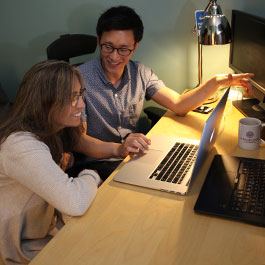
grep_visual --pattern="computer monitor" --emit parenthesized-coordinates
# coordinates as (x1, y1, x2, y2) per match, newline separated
(229, 10, 265, 122)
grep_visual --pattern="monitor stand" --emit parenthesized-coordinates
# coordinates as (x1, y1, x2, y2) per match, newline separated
(232, 98, 265, 122)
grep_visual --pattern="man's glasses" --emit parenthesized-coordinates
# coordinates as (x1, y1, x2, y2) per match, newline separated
(71, 88, 86, 107)
(100, 43, 134, 57)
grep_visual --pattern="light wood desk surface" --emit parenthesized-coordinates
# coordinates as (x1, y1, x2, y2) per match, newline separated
(30, 102, 265, 265)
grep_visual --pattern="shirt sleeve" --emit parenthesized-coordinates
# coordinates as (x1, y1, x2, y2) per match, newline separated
(136, 62, 166, 100)
(1, 132, 99, 216)
(145, 70, 166, 100)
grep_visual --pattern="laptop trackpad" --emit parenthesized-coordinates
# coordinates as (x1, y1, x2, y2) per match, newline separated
(129, 149, 163, 164)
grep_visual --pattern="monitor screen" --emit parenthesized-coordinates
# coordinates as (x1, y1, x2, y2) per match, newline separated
(230, 10, 265, 120)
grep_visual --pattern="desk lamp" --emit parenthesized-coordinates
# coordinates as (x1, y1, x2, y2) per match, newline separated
(194, 0, 232, 102)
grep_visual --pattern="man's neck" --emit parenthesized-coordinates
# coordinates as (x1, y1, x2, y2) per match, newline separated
(105, 71, 123, 89)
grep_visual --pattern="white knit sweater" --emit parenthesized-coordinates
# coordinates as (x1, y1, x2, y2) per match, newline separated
(0, 132, 100, 265)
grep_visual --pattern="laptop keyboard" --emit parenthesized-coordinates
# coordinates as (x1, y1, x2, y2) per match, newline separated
(230, 159, 265, 215)
(149, 142, 199, 184)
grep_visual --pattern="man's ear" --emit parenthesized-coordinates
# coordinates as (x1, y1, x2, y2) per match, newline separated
(133, 42, 140, 53)
(97, 36, 100, 46)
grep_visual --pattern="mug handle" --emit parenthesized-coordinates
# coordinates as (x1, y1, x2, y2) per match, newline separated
(260, 123, 265, 146)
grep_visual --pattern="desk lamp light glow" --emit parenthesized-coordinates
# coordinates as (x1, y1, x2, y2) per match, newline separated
(194, 0, 232, 102)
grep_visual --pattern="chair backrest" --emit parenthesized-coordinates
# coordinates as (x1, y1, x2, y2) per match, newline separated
(46, 34, 97, 65)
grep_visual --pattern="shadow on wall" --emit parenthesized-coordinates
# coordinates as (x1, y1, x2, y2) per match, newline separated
(0, 3, 104, 102)
(66, 3, 103, 33)
(133, 0, 197, 94)
(0, 43, 28, 101)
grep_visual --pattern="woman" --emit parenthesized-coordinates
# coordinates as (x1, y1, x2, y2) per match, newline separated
(0, 60, 149, 265)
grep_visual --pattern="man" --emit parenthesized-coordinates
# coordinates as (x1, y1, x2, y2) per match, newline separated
(76, 6, 253, 179)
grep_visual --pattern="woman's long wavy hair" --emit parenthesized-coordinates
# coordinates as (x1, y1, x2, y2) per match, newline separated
(0, 60, 85, 164)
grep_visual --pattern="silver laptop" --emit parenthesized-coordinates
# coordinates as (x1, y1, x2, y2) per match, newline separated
(114, 87, 230, 195)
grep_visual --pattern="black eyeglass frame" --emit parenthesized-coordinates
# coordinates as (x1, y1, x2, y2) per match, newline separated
(71, 88, 86, 107)
(100, 43, 135, 56)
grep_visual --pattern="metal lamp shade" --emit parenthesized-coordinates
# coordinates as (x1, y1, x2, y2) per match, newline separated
(199, 2, 232, 45)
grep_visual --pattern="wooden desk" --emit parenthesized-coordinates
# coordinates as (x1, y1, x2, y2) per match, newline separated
(30, 104, 265, 265)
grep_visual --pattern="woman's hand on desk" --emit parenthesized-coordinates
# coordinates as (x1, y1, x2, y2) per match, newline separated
(214, 73, 254, 95)
(119, 133, 151, 158)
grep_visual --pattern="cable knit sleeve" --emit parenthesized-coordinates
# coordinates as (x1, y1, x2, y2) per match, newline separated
(1, 132, 99, 216)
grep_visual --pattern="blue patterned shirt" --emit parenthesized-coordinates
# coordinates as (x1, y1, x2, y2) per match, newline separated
(79, 57, 165, 143)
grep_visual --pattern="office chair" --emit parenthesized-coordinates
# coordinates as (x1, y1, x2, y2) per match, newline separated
(144, 106, 167, 128)
(46, 34, 97, 66)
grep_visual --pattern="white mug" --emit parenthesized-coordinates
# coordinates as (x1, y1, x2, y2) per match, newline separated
(238, 117, 265, 150)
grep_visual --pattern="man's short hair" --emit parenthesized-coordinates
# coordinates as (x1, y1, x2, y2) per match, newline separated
(96, 6, 144, 43)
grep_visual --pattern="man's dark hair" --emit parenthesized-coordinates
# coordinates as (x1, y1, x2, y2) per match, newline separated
(96, 6, 144, 43)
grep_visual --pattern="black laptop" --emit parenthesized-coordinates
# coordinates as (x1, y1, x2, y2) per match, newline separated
(194, 154, 265, 227)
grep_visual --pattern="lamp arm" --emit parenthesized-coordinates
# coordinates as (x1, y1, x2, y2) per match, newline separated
(192, 0, 216, 34)
(202, 0, 216, 17)
(193, 0, 216, 86)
